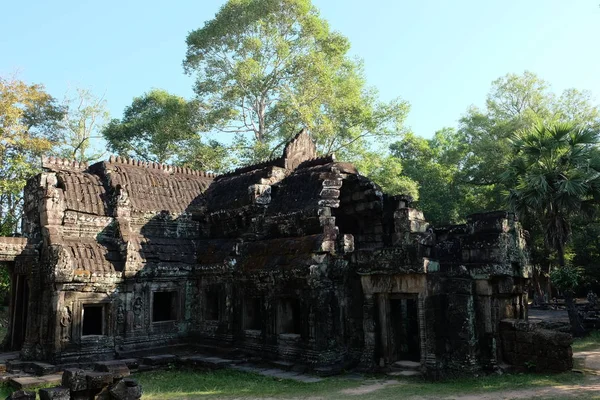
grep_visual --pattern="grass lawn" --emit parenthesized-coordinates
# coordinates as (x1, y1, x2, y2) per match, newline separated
(135, 368, 584, 400)
(1, 331, 598, 399)
(572, 330, 600, 352)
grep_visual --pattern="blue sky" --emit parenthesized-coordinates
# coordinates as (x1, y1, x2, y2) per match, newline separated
(2, 0, 599, 141)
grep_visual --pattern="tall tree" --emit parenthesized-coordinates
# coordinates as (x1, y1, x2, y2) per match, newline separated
(183, 0, 409, 163)
(502, 122, 600, 336)
(102, 89, 232, 172)
(59, 88, 109, 162)
(459, 71, 600, 209)
(0, 76, 65, 235)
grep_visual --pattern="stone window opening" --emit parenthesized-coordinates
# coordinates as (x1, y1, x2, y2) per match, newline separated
(243, 296, 264, 331)
(277, 299, 302, 336)
(205, 287, 220, 321)
(82, 305, 104, 336)
(152, 291, 177, 322)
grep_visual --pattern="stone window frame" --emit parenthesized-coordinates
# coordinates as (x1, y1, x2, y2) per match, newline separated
(72, 293, 112, 342)
(149, 284, 183, 328)
(151, 289, 180, 324)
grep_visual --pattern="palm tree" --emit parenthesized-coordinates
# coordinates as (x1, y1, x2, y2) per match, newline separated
(502, 121, 600, 336)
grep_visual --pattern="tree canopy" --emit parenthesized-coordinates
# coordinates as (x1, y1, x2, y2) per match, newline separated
(184, 0, 409, 163)
(0, 76, 65, 235)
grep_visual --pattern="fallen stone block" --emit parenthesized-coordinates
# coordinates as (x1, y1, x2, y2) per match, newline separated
(30, 362, 57, 376)
(5, 390, 35, 400)
(9, 374, 62, 390)
(93, 361, 130, 379)
(141, 354, 176, 366)
(62, 369, 87, 392)
(85, 372, 114, 389)
(38, 386, 70, 400)
(109, 378, 143, 400)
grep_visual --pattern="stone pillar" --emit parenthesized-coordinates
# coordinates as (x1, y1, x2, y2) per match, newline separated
(377, 293, 390, 365)
(359, 293, 377, 370)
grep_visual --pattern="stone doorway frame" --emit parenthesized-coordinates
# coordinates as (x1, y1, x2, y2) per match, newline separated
(360, 274, 429, 370)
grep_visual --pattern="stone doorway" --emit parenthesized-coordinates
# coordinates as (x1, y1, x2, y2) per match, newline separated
(9, 274, 29, 350)
(389, 295, 420, 362)
(377, 293, 421, 365)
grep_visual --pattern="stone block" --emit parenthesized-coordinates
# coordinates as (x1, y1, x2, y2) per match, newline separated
(62, 369, 87, 392)
(85, 372, 114, 389)
(38, 387, 70, 400)
(94, 362, 130, 379)
(6, 390, 35, 400)
(141, 354, 176, 366)
(515, 331, 533, 344)
(108, 379, 143, 400)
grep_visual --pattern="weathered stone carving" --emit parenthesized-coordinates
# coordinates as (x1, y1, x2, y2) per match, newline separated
(133, 297, 143, 329)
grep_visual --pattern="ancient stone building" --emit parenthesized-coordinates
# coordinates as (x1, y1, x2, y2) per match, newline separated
(0, 131, 531, 377)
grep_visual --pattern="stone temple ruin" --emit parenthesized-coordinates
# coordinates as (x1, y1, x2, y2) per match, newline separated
(0, 130, 568, 378)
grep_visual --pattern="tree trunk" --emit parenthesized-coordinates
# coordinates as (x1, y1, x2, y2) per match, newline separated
(557, 243, 586, 337)
(565, 292, 586, 337)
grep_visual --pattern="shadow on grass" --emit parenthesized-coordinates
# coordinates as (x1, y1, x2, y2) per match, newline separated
(573, 330, 600, 352)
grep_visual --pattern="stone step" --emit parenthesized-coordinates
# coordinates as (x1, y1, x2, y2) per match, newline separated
(141, 354, 177, 366)
(29, 361, 57, 376)
(179, 355, 235, 369)
(387, 370, 422, 377)
(5, 360, 57, 376)
(391, 360, 421, 370)
(269, 360, 295, 371)
(230, 364, 322, 383)
(9, 373, 63, 390)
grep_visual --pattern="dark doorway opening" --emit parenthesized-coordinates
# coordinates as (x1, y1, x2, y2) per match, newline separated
(153, 291, 177, 322)
(390, 296, 420, 362)
(205, 286, 220, 321)
(82, 305, 103, 336)
(277, 298, 302, 335)
(9, 274, 29, 350)
(243, 297, 264, 330)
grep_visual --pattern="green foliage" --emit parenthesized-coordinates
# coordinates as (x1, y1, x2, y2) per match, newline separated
(502, 122, 600, 265)
(550, 266, 582, 294)
(0, 266, 9, 304)
(390, 129, 482, 225)
(459, 71, 600, 209)
(103, 89, 199, 163)
(0, 76, 66, 235)
(58, 88, 109, 162)
(102, 89, 232, 172)
(353, 151, 418, 199)
(184, 0, 409, 164)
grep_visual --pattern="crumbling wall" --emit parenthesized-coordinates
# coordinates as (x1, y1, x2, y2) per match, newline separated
(500, 319, 573, 372)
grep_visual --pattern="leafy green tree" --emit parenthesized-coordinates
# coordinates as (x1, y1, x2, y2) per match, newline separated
(103, 89, 233, 173)
(353, 151, 418, 199)
(103, 89, 198, 163)
(459, 71, 600, 209)
(183, 0, 409, 163)
(58, 88, 109, 162)
(502, 122, 600, 336)
(0, 76, 65, 235)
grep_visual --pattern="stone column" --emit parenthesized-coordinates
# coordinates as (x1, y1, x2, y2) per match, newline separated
(359, 293, 377, 370)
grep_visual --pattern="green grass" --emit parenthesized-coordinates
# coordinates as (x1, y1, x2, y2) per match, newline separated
(136, 368, 584, 400)
(573, 330, 600, 352)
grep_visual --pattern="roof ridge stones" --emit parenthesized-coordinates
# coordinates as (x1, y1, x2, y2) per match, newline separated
(106, 156, 216, 178)
(42, 155, 216, 178)
(42, 156, 89, 171)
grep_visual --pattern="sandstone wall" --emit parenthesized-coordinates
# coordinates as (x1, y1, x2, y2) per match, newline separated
(500, 319, 573, 372)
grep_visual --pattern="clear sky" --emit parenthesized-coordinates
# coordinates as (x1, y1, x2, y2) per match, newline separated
(2, 0, 599, 140)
